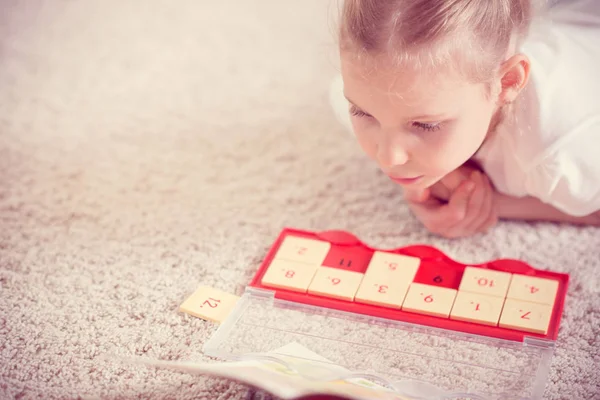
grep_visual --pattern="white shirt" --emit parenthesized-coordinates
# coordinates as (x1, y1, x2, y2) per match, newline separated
(475, 0, 600, 216)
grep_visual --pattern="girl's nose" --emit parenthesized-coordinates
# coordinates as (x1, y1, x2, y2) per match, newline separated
(377, 142, 409, 169)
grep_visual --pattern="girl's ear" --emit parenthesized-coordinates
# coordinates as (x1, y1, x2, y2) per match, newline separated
(497, 54, 530, 105)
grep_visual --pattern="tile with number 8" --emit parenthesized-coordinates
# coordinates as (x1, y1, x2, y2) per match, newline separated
(308, 267, 364, 301)
(274, 236, 331, 266)
(261, 259, 318, 293)
(354, 274, 409, 309)
(506, 274, 559, 305)
(499, 298, 553, 334)
(179, 286, 240, 323)
(458, 267, 512, 298)
(401, 283, 457, 318)
(450, 291, 504, 326)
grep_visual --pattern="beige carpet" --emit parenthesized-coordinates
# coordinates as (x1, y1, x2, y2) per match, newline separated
(1, 1, 599, 399)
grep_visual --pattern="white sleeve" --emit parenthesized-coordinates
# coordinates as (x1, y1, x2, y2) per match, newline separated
(524, 119, 600, 217)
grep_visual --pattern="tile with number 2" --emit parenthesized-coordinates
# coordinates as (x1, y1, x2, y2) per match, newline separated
(274, 236, 330, 266)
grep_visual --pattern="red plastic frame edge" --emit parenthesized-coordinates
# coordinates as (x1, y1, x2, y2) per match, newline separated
(248, 227, 570, 342)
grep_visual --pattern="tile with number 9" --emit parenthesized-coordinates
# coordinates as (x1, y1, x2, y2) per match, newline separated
(401, 283, 457, 318)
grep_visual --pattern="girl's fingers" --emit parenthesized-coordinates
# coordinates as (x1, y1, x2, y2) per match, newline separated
(464, 171, 493, 233)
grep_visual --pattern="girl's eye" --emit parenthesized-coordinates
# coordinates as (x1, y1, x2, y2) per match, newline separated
(349, 106, 371, 118)
(412, 121, 442, 132)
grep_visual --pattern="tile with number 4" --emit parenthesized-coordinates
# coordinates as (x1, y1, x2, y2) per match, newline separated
(179, 286, 240, 323)
(506, 274, 559, 306)
(308, 267, 364, 301)
(274, 236, 331, 266)
(499, 298, 553, 334)
(401, 283, 457, 318)
(261, 259, 318, 293)
(458, 266, 512, 298)
(450, 291, 504, 326)
(354, 274, 409, 309)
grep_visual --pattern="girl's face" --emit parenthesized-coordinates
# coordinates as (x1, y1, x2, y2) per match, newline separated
(340, 54, 499, 190)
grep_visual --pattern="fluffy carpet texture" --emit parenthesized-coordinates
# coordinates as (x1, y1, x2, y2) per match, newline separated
(0, 1, 599, 399)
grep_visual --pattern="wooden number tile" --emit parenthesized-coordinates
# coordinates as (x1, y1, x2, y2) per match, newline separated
(506, 274, 559, 305)
(450, 291, 504, 326)
(179, 286, 240, 323)
(365, 251, 420, 282)
(308, 267, 364, 301)
(499, 298, 553, 334)
(274, 236, 331, 266)
(401, 283, 457, 318)
(458, 267, 512, 298)
(354, 274, 410, 309)
(261, 259, 318, 293)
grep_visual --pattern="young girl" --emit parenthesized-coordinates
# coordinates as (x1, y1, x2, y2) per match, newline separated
(330, 0, 600, 238)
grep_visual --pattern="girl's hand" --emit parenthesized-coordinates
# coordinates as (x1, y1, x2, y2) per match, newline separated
(404, 169, 498, 238)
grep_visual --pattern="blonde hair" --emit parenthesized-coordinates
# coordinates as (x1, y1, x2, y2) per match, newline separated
(339, 0, 540, 83)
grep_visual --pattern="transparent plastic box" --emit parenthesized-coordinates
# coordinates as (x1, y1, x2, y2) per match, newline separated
(203, 287, 556, 400)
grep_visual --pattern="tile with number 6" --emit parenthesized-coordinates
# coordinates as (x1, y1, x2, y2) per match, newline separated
(308, 267, 364, 301)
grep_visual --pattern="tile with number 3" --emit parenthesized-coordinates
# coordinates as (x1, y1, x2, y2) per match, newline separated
(354, 274, 409, 309)
(308, 267, 364, 301)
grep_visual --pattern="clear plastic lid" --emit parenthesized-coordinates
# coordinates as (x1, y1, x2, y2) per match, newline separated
(203, 287, 555, 400)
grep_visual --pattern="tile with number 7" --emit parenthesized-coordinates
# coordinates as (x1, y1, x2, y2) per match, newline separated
(499, 298, 553, 334)
(308, 267, 364, 301)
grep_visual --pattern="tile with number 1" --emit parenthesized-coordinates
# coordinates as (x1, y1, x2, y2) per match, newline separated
(450, 291, 504, 326)
(308, 267, 364, 301)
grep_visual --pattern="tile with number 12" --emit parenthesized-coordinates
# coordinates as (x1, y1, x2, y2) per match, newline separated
(179, 286, 240, 323)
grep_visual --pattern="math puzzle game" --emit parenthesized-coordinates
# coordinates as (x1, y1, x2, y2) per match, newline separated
(193, 228, 569, 400)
